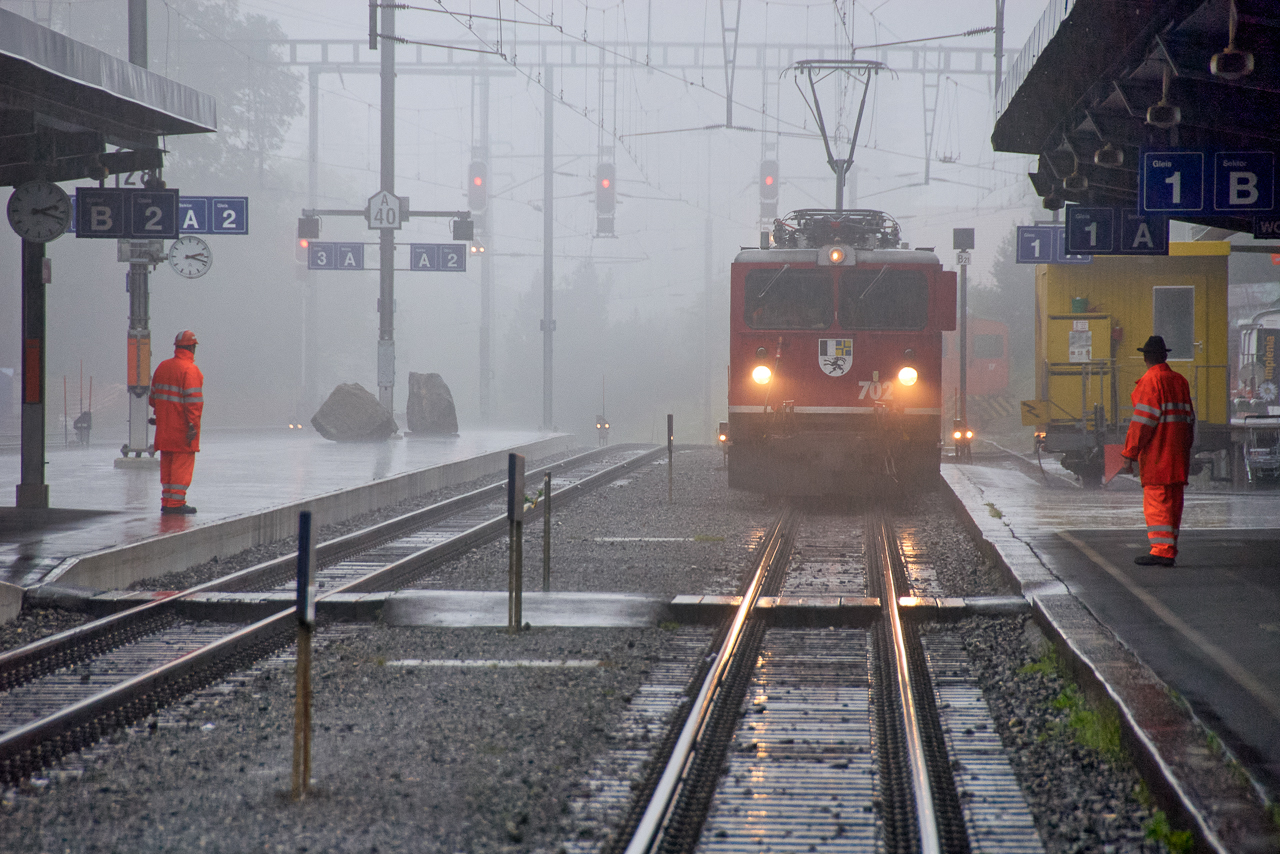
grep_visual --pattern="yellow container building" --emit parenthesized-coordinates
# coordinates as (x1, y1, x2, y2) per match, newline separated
(1024, 241, 1229, 486)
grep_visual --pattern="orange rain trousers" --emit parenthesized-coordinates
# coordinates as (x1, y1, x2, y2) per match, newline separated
(160, 451, 196, 508)
(1142, 484, 1184, 559)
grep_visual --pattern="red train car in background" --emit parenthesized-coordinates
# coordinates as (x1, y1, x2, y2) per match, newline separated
(725, 209, 957, 494)
(941, 319, 1011, 411)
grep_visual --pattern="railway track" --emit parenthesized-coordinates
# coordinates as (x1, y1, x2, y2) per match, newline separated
(0, 444, 663, 786)
(597, 504, 1042, 854)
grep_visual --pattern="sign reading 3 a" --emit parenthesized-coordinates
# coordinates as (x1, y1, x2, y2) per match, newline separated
(75, 188, 179, 239)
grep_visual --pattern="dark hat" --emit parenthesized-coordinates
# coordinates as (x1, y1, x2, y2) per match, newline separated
(1137, 335, 1170, 354)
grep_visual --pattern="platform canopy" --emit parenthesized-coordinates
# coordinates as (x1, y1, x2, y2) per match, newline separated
(992, 0, 1280, 233)
(0, 8, 217, 188)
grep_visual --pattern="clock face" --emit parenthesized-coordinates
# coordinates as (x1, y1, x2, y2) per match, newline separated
(6, 181, 72, 243)
(168, 236, 212, 279)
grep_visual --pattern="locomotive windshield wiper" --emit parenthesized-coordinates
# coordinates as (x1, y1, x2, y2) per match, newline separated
(858, 265, 890, 301)
(757, 264, 791, 299)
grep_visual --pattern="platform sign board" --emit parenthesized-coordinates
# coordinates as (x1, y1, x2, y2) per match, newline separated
(178, 197, 209, 233)
(409, 243, 467, 272)
(1119, 211, 1169, 254)
(128, 190, 179, 239)
(1213, 152, 1274, 213)
(1065, 207, 1168, 256)
(76, 188, 184, 239)
(1253, 215, 1280, 239)
(1065, 207, 1115, 254)
(1141, 151, 1205, 213)
(307, 242, 366, 270)
(1015, 225, 1092, 264)
(1142, 149, 1277, 215)
(75, 188, 126, 238)
(1016, 226, 1055, 263)
(211, 197, 248, 234)
(1053, 227, 1093, 263)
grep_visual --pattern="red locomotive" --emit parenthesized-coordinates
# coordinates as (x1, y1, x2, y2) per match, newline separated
(726, 209, 957, 494)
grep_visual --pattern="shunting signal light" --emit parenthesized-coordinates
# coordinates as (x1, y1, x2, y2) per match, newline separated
(468, 161, 488, 211)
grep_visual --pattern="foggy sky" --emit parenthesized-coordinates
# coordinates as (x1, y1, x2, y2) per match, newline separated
(1, 0, 1050, 444)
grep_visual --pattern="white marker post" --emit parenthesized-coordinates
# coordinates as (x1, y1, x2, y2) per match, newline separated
(292, 511, 316, 800)
(507, 454, 525, 632)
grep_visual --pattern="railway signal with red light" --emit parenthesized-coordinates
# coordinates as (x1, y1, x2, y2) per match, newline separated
(468, 161, 488, 211)
(596, 162, 616, 235)
(760, 159, 779, 219)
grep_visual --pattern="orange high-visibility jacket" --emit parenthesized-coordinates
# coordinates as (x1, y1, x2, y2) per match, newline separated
(149, 349, 204, 452)
(1122, 362, 1194, 485)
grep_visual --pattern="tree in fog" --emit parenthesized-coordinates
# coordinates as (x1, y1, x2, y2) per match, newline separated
(158, 0, 303, 184)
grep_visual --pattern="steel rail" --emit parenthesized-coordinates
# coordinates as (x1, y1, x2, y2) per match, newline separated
(873, 510, 942, 854)
(0, 446, 663, 783)
(340, 445, 665, 593)
(0, 445, 652, 692)
(622, 505, 796, 854)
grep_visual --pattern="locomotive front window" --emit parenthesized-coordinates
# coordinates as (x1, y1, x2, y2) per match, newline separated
(972, 334, 1004, 358)
(837, 269, 928, 330)
(744, 269, 833, 329)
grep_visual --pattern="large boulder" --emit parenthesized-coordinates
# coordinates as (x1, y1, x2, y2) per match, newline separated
(311, 383, 398, 442)
(406, 372, 458, 434)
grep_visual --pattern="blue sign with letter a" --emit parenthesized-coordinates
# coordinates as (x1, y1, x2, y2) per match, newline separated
(409, 243, 467, 272)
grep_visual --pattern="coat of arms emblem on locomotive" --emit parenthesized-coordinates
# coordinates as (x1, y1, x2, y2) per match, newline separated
(818, 339, 853, 376)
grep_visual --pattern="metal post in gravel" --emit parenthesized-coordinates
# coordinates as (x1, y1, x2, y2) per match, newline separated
(507, 453, 525, 633)
(292, 511, 316, 801)
(542, 470, 551, 592)
(667, 413, 674, 503)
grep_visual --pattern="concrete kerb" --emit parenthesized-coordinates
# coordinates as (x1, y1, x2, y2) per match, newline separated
(41, 435, 576, 593)
(0, 581, 21, 623)
(939, 466, 1271, 854)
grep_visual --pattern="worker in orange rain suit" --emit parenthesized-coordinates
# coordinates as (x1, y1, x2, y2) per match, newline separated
(1121, 335, 1195, 567)
(149, 330, 204, 514)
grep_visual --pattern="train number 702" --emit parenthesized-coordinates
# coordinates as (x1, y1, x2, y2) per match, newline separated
(857, 381, 893, 400)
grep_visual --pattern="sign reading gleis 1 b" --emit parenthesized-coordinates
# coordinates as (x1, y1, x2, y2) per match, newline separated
(1141, 149, 1275, 215)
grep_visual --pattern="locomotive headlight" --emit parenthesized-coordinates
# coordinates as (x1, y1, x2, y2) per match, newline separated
(752, 365, 772, 385)
(897, 366, 918, 386)
(828, 246, 846, 264)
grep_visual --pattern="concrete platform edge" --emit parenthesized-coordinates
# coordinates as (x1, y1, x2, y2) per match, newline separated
(940, 466, 1273, 854)
(0, 581, 21, 623)
(42, 435, 576, 592)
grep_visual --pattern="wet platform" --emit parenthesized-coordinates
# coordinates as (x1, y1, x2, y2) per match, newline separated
(0, 428, 574, 591)
(944, 451, 1280, 839)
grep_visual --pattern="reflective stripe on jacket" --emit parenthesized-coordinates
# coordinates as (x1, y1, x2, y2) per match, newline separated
(1122, 362, 1194, 485)
(149, 348, 204, 452)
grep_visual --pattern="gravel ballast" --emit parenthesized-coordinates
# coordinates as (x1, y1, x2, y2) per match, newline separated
(0, 449, 1219, 852)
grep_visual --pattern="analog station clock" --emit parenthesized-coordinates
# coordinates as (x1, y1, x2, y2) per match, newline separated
(6, 181, 72, 242)
(167, 235, 212, 279)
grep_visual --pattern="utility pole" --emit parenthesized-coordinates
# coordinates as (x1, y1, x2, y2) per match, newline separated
(993, 0, 1007, 105)
(541, 66, 555, 430)
(476, 71, 493, 423)
(303, 67, 319, 412)
(377, 1, 397, 413)
(120, 0, 154, 466)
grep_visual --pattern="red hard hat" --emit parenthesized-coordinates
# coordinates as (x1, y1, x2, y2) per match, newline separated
(174, 330, 199, 347)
